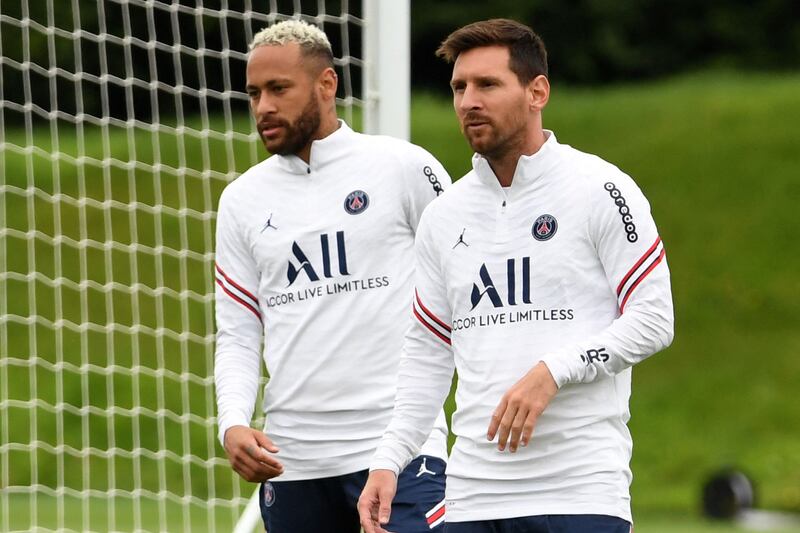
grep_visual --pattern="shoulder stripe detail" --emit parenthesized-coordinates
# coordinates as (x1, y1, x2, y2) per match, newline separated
(413, 292, 451, 346)
(425, 499, 446, 528)
(619, 239, 666, 313)
(214, 264, 262, 322)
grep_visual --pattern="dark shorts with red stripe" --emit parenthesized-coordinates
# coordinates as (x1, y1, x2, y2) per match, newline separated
(446, 514, 631, 533)
(259, 455, 446, 533)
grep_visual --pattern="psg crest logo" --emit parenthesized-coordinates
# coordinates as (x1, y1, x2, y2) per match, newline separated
(263, 482, 276, 507)
(532, 214, 558, 241)
(344, 190, 369, 214)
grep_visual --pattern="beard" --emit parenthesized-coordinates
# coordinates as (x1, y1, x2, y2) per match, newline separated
(463, 121, 499, 156)
(260, 91, 322, 156)
(461, 109, 527, 160)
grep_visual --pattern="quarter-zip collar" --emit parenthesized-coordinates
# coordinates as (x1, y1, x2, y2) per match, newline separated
(274, 120, 354, 175)
(471, 130, 560, 191)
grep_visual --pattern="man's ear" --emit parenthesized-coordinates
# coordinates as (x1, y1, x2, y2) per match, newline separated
(318, 66, 338, 102)
(528, 74, 550, 112)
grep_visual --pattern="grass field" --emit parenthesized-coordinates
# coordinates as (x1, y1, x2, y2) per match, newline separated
(6, 495, 797, 533)
(2, 70, 799, 531)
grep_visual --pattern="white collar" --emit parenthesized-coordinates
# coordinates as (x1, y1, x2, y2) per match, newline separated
(274, 120, 355, 175)
(471, 130, 560, 189)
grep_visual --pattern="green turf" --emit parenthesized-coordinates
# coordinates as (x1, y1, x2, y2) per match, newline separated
(3, 493, 246, 532)
(2, 70, 799, 530)
(633, 511, 799, 533)
(4, 495, 798, 533)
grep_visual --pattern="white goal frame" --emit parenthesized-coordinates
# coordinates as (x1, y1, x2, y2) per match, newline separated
(0, 1, 410, 532)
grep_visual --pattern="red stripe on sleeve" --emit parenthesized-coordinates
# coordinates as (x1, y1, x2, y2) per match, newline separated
(617, 237, 661, 296)
(215, 263, 259, 304)
(215, 278, 263, 323)
(415, 290, 452, 333)
(413, 307, 451, 346)
(620, 249, 666, 313)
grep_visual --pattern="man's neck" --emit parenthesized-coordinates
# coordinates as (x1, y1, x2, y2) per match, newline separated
(486, 155, 519, 188)
(296, 113, 340, 164)
(485, 129, 546, 187)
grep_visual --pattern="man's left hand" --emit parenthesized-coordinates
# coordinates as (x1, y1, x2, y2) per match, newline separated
(487, 361, 558, 452)
(358, 469, 398, 533)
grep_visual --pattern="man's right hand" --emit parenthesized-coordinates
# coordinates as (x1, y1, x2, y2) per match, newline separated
(357, 469, 398, 533)
(223, 425, 284, 482)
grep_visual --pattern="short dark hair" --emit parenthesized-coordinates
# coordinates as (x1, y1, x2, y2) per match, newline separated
(436, 18, 548, 84)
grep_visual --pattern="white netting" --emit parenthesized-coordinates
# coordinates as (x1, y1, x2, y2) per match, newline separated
(0, 1, 365, 531)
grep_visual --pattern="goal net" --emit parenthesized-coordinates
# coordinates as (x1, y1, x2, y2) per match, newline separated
(0, 1, 408, 531)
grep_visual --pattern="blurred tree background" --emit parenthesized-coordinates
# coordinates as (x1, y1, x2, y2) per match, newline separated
(411, 0, 800, 90)
(4, 0, 799, 123)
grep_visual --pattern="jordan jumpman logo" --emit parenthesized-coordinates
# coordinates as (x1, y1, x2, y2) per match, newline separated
(260, 213, 278, 232)
(416, 457, 436, 477)
(453, 228, 469, 248)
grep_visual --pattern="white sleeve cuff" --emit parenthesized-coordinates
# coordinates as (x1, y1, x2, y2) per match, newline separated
(370, 439, 417, 476)
(540, 350, 582, 388)
(368, 459, 401, 475)
(217, 416, 253, 447)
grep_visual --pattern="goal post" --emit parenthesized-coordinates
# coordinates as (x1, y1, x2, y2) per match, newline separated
(363, 0, 411, 140)
(0, 1, 410, 531)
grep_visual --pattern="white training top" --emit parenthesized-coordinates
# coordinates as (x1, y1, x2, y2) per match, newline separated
(371, 131, 674, 523)
(214, 122, 451, 481)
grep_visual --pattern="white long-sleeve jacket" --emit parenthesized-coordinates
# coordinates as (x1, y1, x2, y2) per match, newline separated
(214, 122, 450, 481)
(372, 131, 674, 522)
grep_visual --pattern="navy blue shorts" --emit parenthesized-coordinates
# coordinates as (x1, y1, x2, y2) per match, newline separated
(259, 455, 446, 533)
(446, 514, 631, 533)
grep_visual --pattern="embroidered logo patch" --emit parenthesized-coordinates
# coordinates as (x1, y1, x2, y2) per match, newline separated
(263, 482, 276, 507)
(532, 214, 558, 241)
(344, 190, 369, 214)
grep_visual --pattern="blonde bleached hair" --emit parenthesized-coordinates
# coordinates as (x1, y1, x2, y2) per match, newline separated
(249, 20, 334, 68)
